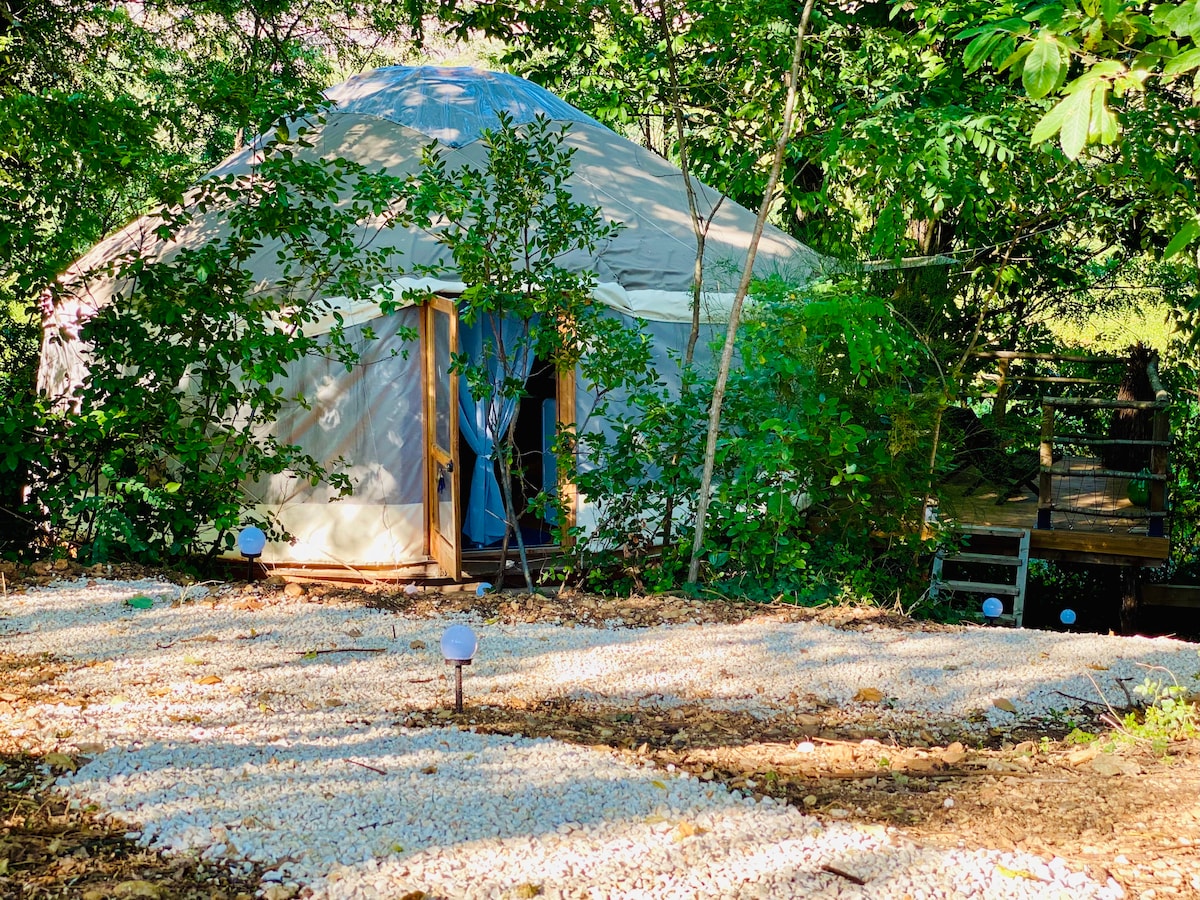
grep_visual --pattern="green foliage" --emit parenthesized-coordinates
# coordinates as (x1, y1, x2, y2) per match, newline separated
(1119, 662, 1200, 754)
(574, 278, 939, 605)
(21, 126, 407, 563)
(1, 0, 422, 558)
(955, 0, 1200, 260)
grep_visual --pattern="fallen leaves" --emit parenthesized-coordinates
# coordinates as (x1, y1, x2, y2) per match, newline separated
(853, 687, 884, 703)
(992, 698, 1017, 713)
(0, 738, 263, 900)
(672, 820, 706, 842)
(112, 879, 164, 898)
(41, 752, 77, 772)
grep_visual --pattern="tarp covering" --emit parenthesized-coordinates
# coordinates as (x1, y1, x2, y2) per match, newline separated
(323, 66, 605, 148)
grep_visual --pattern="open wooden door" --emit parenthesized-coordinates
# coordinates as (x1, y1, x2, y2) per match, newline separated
(423, 297, 461, 578)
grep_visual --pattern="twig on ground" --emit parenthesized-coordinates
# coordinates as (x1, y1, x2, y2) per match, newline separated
(297, 648, 387, 656)
(1115, 676, 1136, 710)
(357, 819, 396, 831)
(820, 863, 866, 885)
(344, 758, 387, 776)
(1052, 690, 1106, 711)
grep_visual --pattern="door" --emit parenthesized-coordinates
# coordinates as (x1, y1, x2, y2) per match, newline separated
(423, 297, 461, 577)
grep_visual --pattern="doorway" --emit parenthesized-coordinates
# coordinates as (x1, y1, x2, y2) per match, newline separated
(457, 354, 559, 549)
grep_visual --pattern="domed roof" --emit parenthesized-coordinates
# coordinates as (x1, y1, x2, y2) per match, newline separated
(324, 66, 605, 148)
(54, 67, 829, 335)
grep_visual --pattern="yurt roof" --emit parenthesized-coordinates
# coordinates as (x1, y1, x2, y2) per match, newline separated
(58, 67, 829, 331)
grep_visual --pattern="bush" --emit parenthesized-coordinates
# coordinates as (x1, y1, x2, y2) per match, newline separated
(573, 277, 940, 606)
(12, 125, 407, 564)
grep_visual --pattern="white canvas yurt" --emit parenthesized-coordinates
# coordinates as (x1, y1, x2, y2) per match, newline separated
(39, 67, 827, 576)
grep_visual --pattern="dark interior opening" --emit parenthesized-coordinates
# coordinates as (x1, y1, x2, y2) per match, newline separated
(458, 355, 558, 549)
(512, 355, 558, 546)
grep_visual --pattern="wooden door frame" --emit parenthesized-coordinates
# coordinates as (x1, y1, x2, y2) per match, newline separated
(556, 364, 578, 547)
(422, 296, 461, 578)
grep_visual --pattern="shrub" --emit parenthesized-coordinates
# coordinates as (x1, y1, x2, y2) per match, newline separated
(573, 277, 939, 605)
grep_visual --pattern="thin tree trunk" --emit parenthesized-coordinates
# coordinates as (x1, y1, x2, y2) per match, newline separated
(686, 0, 818, 586)
(655, 0, 716, 548)
(656, 0, 710, 366)
(498, 420, 535, 592)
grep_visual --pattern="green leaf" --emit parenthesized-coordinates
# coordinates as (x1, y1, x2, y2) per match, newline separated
(1090, 84, 1119, 144)
(1164, 47, 1200, 77)
(126, 595, 154, 609)
(1058, 86, 1096, 158)
(163, 481, 182, 494)
(998, 42, 1035, 73)
(964, 32, 1001, 73)
(1164, 219, 1200, 258)
(1166, 0, 1200, 38)
(1023, 31, 1064, 98)
(1031, 94, 1072, 143)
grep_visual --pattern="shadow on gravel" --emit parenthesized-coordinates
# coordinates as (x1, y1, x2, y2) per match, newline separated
(0, 751, 262, 900)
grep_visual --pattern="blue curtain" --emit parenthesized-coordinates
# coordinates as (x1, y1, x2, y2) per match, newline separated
(457, 315, 535, 546)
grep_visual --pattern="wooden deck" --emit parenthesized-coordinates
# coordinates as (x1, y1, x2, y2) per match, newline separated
(936, 349, 1174, 570)
(938, 459, 1169, 565)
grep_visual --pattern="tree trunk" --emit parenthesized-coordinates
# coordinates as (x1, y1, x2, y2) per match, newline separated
(685, 0, 818, 586)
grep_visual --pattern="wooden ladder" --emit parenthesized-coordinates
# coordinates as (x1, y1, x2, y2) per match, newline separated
(930, 526, 1030, 626)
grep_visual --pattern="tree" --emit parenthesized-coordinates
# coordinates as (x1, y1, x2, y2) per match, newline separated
(954, 0, 1200, 267)
(0, 0, 419, 555)
(29, 124, 408, 563)
(399, 114, 649, 589)
(686, 0, 817, 584)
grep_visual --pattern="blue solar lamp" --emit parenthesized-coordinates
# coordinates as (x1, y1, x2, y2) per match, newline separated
(441, 624, 479, 713)
(237, 526, 266, 581)
(982, 596, 1004, 625)
(1060, 608, 1077, 629)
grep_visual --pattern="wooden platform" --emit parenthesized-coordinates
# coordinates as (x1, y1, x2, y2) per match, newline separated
(245, 544, 561, 587)
(937, 459, 1169, 566)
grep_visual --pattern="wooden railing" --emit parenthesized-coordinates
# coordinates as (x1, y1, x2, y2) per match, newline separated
(970, 350, 1172, 537)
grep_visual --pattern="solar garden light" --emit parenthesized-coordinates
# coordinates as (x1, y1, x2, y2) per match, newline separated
(237, 526, 266, 581)
(1060, 608, 1077, 630)
(441, 624, 478, 713)
(982, 596, 1004, 625)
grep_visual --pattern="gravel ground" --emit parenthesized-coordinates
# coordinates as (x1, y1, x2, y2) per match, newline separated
(4, 577, 1198, 898)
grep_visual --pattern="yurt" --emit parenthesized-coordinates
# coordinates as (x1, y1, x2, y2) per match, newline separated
(39, 67, 827, 577)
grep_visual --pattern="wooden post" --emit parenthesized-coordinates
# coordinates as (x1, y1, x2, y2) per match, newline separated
(1037, 402, 1055, 530)
(993, 356, 1012, 428)
(1120, 566, 1140, 635)
(1148, 406, 1169, 538)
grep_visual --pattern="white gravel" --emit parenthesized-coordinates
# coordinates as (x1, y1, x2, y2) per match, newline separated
(5, 577, 1194, 898)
